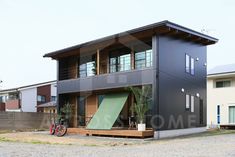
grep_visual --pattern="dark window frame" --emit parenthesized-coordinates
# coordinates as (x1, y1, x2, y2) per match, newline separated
(109, 49, 131, 73)
(217, 105, 220, 124)
(79, 61, 96, 78)
(185, 53, 195, 75)
(135, 49, 153, 70)
(215, 80, 231, 88)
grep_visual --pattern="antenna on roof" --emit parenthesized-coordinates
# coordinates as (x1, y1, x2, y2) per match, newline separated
(201, 28, 215, 35)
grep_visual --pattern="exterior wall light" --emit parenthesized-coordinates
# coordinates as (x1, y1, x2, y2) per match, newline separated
(196, 57, 199, 61)
(196, 93, 200, 97)
(181, 88, 185, 92)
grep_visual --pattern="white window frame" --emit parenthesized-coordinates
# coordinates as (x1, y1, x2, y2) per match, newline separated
(186, 94, 190, 109)
(191, 95, 194, 112)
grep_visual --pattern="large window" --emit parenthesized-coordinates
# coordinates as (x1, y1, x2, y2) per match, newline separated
(135, 49, 152, 69)
(216, 80, 231, 88)
(79, 61, 96, 78)
(109, 49, 131, 73)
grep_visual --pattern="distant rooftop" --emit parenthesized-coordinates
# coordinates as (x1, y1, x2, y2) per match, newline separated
(0, 80, 56, 94)
(208, 64, 235, 75)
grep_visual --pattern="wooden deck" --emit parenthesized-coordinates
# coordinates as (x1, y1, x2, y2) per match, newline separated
(67, 128, 154, 138)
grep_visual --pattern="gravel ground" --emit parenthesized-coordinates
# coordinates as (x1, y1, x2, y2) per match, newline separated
(0, 133, 235, 157)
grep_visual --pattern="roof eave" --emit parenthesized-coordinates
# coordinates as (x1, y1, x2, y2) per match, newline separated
(44, 20, 218, 59)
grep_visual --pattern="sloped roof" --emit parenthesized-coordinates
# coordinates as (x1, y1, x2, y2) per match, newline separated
(44, 20, 218, 59)
(208, 64, 235, 75)
(37, 101, 57, 108)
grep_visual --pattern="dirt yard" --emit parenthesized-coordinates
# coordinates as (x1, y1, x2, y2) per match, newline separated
(0, 130, 235, 157)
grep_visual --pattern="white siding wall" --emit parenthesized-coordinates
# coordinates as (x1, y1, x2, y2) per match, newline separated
(20, 88, 37, 112)
(207, 76, 235, 127)
(51, 83, 57, 97)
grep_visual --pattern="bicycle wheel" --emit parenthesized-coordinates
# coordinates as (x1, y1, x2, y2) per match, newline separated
(55, 125, 67, 137)
(49, 124, 56, 135)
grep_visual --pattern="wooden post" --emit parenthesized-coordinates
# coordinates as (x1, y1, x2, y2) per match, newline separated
(107, 51, 109, 74)
(131, 47, 135, 70)
(96, 49, 100, 75)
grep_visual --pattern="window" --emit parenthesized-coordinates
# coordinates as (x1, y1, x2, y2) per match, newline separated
(37, 95, 46, 102)
(119, 54, 131, 71)
(186, 54, 195, 75)
(79, 61, 96, 78)
(0, 96, 2, 103)
(216, 80, 231, 88)
(51, 96, 57, 101)
(186, 94, 190, 109)
(191, 96, 194, 112)
(229, 106, 235, 124)
(185, 54, 190, 73)
(109, 53, 131, 73)
(191, 58, 195, 75)
(217, 105, 220, 124)
(135, 49, 152, 69)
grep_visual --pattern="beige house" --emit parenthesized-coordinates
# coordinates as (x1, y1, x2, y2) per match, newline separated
(207, 64, 235, 128)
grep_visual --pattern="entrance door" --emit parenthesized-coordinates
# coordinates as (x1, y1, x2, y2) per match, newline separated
(199, 99, 203, 125)
(77, 97, 86, 126)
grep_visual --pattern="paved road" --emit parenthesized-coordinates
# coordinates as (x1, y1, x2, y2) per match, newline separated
(0, 134, 235, 157)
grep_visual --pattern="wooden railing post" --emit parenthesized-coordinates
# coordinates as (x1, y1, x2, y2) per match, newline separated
(97, 49, 100, 75)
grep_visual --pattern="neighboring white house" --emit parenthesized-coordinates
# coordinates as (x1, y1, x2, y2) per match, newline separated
(207, 64, 235, 128)
(0, 81, 57, 112)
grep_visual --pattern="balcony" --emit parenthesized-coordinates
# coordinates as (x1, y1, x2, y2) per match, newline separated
(57, 68, 155, 94)
(5, 99, 21, 110)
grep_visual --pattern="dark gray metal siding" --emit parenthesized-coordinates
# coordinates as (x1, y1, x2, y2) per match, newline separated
(157, 36, 207, 130)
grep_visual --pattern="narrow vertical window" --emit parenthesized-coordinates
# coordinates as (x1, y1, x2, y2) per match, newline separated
(191, 96, 194, 112)
(185, 54, 190, 73)
(217, 105, 220, 124)
(186, 94, 190, 109)
(229, 106, 235, 124)
(191, 58, 195, 75)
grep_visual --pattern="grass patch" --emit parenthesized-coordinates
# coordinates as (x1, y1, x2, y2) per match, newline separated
(0, 130, 12, 134)
(0, 136, 72, 145)
(0, 137, 14, 142)
(82, 143, 100, 147)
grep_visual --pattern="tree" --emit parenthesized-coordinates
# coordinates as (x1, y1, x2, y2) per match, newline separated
(127, 86, 151, 124)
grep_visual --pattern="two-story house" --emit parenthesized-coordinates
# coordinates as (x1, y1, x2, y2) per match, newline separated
(44, 21, 217, 138)
(207, 64, 235, 128)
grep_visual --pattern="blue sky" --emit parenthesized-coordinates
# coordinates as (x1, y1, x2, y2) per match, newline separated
(0, 0, 234, 89)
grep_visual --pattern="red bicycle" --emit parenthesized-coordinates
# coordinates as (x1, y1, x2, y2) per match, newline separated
(49, 119, 67, 137)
